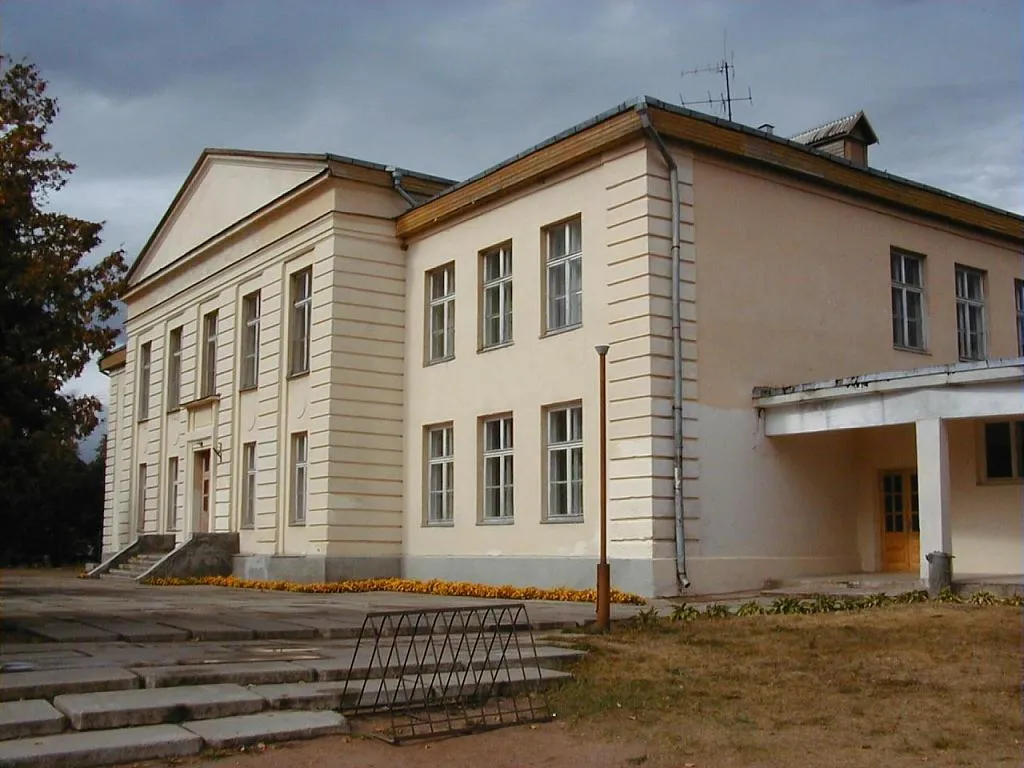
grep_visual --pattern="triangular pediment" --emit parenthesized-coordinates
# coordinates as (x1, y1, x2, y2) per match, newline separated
(127, 150, 327, 286)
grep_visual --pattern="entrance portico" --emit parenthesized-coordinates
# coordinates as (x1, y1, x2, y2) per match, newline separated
(755, 358, 1024, 580)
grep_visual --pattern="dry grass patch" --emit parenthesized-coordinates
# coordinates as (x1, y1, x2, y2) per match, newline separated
(549, 604, 1022, 767)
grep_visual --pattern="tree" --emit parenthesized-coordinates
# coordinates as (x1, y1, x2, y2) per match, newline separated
(0, 55, 126, 563)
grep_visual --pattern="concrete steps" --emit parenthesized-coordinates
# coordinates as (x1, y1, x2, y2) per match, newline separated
(0, 636, 578, 767)
(102, 553, 167, 582)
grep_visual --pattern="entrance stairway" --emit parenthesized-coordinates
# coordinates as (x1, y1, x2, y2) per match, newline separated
(101, 553, 167, 582)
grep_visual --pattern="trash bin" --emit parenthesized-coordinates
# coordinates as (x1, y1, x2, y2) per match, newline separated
(925, 551, 953, 598)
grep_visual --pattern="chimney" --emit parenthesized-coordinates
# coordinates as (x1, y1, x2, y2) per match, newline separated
(758, 123, 775, 135)
(789, 111, 878, 167)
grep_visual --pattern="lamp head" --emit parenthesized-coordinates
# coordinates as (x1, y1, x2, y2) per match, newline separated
(594, 344, 610, 356)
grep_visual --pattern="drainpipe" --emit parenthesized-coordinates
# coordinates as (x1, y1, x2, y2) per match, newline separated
(637, 103, 690, 591)
(386, 166, 418, 208)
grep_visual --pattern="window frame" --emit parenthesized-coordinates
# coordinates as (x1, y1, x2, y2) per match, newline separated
(240, 291, 261, 390)
(166, 456, 180, 531)
(955, 265, 987, 362)
(137, 341, 152, 421)
(200, 310, 219, 398)
(241, 441, 257, 528)
(166, 326, 182, 411)
(545, 403, 584, 522)
(289, 268, 313, 376)
(425, 423, 455, 525)
(290, 432, 308, 525)
(1015, 279, 1024, 358)
(544, 217, 583, 334)
(426, 263, 456, 363)
(136, 462, 148, 533)
(480, 244, 513, 350)
(480, 415, 514, 523)
(890, 249, 926, 352)
(978, 419, 1024, 484)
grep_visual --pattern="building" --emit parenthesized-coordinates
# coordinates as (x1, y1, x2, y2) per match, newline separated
(99, 97, 1024, 597)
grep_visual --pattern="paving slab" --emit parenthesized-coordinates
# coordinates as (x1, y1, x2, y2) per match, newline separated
(182, 710, 348, 749)
(251, 677, 407, 710)
(53, 683, 266, 731)
(0, 700, 65, 741)
(152, 616, 255, 641)
(16, 620, 119, 643)
(0, 668, 139, 702)
(279, 613, 367, 639)
(214, 616, 318, 640)
(75, 619, 189, 643)
(133, 661, 314, 689)
(0, 723, 201, 767)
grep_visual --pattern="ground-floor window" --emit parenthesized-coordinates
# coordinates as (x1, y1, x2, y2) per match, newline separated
(982, 420, 1024, 481)
(546, 404, 583, 520)
(482, 415, 513, 521)
(241, 442, 257, 528)
(426, 424, 454, 524)
(290, 433, 308, 524)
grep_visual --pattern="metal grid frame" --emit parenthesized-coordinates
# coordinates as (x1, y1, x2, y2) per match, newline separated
(343, 603, 552, 743)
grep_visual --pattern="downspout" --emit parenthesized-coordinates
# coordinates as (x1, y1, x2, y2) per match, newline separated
(637, 103, 691, 590)
(386, 166, 418, 208)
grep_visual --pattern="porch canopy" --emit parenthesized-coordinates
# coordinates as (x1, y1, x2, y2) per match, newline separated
(754, 357, 1024, 579)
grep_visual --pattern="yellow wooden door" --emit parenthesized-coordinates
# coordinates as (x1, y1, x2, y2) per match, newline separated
(880, 471, 921, 572)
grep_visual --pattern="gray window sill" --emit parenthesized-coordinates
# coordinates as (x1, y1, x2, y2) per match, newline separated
(239, 384, 258, 393)
(425, 355, 455, 367)
(894, 344, 930, 356)
(542, 515, 584, 524)
(478, 341, 513, 354)
(478, 516, 514, 526)
(286, 369, 309, 381)
(542, 323, 582, 339)
(424, 519, 455, 528)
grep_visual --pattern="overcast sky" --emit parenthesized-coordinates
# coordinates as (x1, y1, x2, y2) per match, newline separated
(3, 0, 1022, 418)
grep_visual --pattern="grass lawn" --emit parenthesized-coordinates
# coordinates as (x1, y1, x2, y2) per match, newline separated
(548, 603, 1022, 767)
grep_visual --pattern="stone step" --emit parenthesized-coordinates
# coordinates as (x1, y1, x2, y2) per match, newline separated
(181, 710, 348, 750)
(134, 661, 314, 689)
(0, 668, 140, 703)
(53, 684, 266, 731)
(0, 700, 66, 741)
(0, 724, 201, 768)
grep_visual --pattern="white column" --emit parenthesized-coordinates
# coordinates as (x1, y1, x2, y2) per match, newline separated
(915, 418, 952, 578)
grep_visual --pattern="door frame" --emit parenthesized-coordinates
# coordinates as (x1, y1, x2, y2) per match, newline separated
(877, 467, 920, 573)
(192, 448, 212, 534)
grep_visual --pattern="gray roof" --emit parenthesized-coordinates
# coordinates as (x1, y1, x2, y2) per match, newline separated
(790, 111, 879, 146)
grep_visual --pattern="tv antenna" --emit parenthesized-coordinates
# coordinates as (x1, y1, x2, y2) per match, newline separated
(679, 35, 753, 122)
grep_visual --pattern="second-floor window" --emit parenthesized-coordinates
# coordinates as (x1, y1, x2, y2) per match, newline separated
(481, 245, 513, 348)
(427, 263, 455, 362)
(890, 250, 925, 350)
(137, 341, 152, 420)
(1016, 279, 1024, 357)
(166, 326, 182, 410)
(955, 266, 986, 361)
(240, 291, 260, 389)
(546, 218, 582, 332)
(290, 268, 312, 375)
(201, 310, 218, 397)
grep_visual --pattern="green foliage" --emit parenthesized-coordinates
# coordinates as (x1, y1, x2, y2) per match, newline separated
(630, 606, 662, 629)
(735, 601, 765, 617)
(893, 590, 928, 605)
(767, 597, 805, 615)
(702, 603, 732, 619)
(669, 603, 701, 622)
(0, 56, 125, 564)
(966, 591, 999, 606)
(936, 587, 962, 604)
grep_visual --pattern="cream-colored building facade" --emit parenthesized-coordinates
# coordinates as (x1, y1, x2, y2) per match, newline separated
(101, 97, 1024, 597)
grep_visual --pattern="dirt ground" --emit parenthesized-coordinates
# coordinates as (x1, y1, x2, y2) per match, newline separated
(135, 603, 1023, 768)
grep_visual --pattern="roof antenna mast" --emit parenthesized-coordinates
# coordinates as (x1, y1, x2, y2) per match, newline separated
(679, 30, 753, 122)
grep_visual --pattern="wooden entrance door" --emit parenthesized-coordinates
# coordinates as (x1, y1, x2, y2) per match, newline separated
(193, 450, 212, 533)
(880, 470, 920, 572)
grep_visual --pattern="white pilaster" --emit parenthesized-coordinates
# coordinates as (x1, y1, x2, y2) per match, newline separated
(915, 418, 952, 578)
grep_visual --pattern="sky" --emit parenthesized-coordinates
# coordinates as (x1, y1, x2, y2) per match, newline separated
(2, 0, 1022, 438)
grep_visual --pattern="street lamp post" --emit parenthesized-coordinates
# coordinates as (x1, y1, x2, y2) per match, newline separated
(594, 344, 611, 632)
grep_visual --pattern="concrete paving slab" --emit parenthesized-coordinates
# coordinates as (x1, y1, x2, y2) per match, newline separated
(0, 700, 65, 741)
(182, 710, 347, 749)
(53, 683, 265, 730)
(249, 681, 352, 711)
(75, 619, 189, 643)
(0, 668, 139, 702)
(17, 620, 119, 643)
(0, 723, 201, 767)
(280, 613, 366, 639)
(152, 616, 254, 641)
(133, 661, 314, 689)
(214, 616, 318, 640)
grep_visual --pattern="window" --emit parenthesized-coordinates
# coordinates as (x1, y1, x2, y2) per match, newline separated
(891, 250, 925, 350)
(426, 424, 454, 523)
(547, 404, 583, 519)
(545, 218, 582, 332)
(427, 263, 455, 362)
(241, 442, 257, 528)
(1016, 279, 1024, 357)
(201, 310, 218, 397)
(482, 416, 513, 520)
(240, 291, 260, 389)
(955, 266, 986, 361)
(290, 432, 308, 524)
(136, 463, 148, 532)
(982, 420, 1024, 482)
(166, 457, 180, 531)
(290, 268, 312, 375)
(166, 327, 182, 410)
(137, 342, 152, 420)
(481, 245, 513, 348)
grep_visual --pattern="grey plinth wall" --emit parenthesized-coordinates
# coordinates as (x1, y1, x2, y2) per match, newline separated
(145, 533, 239, 579)
(233, 555, 402, 583)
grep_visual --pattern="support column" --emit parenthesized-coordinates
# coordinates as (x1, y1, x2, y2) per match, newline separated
(915, 418, 952, 579)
